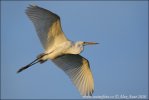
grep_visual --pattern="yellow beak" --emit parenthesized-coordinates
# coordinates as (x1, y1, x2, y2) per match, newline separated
(84, 42, 99, 46)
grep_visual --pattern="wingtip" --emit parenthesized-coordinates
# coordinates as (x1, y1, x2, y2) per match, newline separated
(25, 4, 38, 15)
(87, 89, 94, 96)
(26, 4, 38, 10)
(28, 4, 37, 7)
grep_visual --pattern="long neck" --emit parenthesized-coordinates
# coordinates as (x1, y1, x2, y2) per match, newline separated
(67, 43, 84, 54)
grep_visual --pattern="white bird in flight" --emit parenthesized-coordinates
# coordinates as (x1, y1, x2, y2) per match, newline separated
(17, 5, 98, 96)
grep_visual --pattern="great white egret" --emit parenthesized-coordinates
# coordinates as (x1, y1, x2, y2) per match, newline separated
(17, 5, 98, 96)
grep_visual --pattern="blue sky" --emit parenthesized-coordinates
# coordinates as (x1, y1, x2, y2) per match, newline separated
(1, 1, 148, 99)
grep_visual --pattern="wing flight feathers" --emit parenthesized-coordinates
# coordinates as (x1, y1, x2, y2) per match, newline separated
(52, 54, 94, 96)
(26, 5, 68, 50)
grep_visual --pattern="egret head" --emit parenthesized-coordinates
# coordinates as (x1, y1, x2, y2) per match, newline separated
(74, 41, 98, 54)
(75, 41, 98, 52)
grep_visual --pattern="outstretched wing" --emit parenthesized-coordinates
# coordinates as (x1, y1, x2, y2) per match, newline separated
(52, 54, 94, 96)
(26, 5, 68, 51)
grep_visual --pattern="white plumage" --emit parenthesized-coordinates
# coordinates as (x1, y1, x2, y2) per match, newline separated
(17, 5, 98, 96)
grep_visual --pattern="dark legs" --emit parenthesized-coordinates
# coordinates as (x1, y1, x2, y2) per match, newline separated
(17, 53, 48, 73)
(17, 58, 40, 73)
